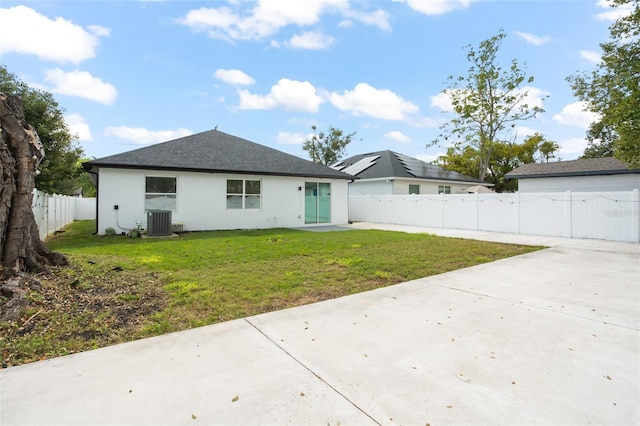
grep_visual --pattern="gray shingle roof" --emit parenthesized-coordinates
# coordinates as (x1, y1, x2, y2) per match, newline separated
(505, 157, 638, 179)
(332, 150, 486, 184)
(84, 130, 354, 180)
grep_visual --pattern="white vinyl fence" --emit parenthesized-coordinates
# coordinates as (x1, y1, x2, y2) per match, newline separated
(349, 190, 640, 243)
(31, 190, 97, 240)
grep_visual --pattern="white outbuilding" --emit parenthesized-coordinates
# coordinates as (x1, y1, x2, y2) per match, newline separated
(506, 157, 640, 192)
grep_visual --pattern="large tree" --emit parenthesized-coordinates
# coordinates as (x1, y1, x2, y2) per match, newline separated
(1, 93, 68, 321)
(437, 133, 559, 192)
(303, 125, 357, 166)
(430, 30, 547, 181)
(568, 0, 639, 167)
(0, 65, 85, 195)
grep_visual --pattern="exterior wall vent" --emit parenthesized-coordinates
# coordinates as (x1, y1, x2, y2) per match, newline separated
(147, 210, 172, 236)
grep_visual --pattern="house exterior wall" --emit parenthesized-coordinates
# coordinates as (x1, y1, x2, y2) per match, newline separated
(349, 178, 480, 196)
(96, 168, 349, 235)
(517, 174, 640, 192)
(391, 179, 478, 195)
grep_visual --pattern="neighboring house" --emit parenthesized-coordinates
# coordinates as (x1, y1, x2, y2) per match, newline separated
(506, 157, 640, 192)
(332, 150, 491, 195)
(84, 130, 355, 235)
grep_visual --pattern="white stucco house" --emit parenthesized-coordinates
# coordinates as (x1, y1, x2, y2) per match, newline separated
(505, 157, 640, 192)
(331, 150, 491, 195)
(84, 130, 355, 235)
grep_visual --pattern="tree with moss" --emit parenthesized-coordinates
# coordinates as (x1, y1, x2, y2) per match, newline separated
(0, 65, 85, 195)
(567, 0, 639, 167)
(1, 93, 68, 321)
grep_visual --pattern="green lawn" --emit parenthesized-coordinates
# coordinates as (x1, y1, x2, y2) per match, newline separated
(0, 220, 542, 367)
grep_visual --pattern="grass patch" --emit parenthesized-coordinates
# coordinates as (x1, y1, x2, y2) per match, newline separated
(1, 220, 543, 367)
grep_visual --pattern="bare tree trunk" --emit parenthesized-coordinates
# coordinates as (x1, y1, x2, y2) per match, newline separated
(0, 92, 67, 321)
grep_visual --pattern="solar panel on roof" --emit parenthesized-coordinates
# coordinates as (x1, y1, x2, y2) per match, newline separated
(342, 155, 380, 176)
(395, 153, 431, 177)
(330, 162, 346, 171)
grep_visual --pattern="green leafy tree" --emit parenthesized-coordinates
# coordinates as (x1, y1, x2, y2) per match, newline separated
(74, 159, 97, 197)
(436, 145, 481, 179)
(430, 30, 547, 181)
(567, 0, 639, 167)
(437, 133, 559, 192)
(303, 125, 357, 166)
(0, 65, 85, 195)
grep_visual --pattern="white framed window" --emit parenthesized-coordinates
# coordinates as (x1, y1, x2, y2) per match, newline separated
(409, 184, 420, 194)
(438, 185, 451, 194)
(145, 176, 176, 210)
(227, 179, 261, 210)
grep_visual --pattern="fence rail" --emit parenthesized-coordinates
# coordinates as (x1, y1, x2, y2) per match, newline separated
(349, 190, 640, 243)
(31, 190, 96, 240)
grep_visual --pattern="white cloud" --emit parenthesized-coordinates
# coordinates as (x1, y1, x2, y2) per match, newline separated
(410, 116, 441, 128)
(399, 0, 476, 16)
(288, 31, 335, 50)
(237, 78, 324, 112)
(88, 25, 111, 37)
(104, 127, 193, 144)
(430, 91, 453, 112)
(178, 0, 387, 42)
(515, 31, 550, 46)
(0, 5, 108, 63)
(415, 153, 442, 163)
(558, 137, 588, 156)
(595, 0, 634, 21)
(431, 86, 548, 116)
(276, 131, 307, 145)
(515, 86, 549, 110)
(580, 50, 601, 64)
(553, 101, 599, 129)
(513, 126, 539, 139)
(385, 131, 410, 143)
(329, 83, 419, 120)
(343, 9, 390, 31)
(65, 113, 92, 141)
(214, 69, 255, 85)
(44, 68, 117, 105)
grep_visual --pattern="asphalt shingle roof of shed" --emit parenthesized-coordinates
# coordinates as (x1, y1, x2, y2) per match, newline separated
(332, 150, 485, 184)
(84, 130, 354, 180)
(505, 157, 638, 179)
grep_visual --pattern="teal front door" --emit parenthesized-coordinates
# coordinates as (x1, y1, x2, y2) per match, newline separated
(305, 182, 331, 224)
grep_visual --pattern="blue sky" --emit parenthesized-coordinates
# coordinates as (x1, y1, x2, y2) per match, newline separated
(0, 0, 628, 164)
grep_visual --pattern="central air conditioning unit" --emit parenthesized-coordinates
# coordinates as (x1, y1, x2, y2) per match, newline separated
(147, 210, 172, 236)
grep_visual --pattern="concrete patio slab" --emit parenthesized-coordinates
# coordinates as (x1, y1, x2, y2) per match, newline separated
(1, 225, 638, 425)
(1, 319, 376, 425)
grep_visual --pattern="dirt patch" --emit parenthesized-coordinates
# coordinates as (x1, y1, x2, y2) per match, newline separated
(0, 258, 167, 368)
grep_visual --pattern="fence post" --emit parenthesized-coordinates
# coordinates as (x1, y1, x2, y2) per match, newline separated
(440, 193, 445, 228)
(43, 192, 49, 239)
(516, 192, 521, 235)
(564, 190, 572, 238)
(475, 193, 479, 230)
(632, 189, 639, 243)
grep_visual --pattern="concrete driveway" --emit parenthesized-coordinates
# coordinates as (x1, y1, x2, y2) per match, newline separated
(2, 224, 639, 425)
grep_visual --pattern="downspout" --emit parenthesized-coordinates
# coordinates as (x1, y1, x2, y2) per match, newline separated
(84, 164, 99, 235)
(348, 178, 354, 224)
(93, 172, 99, 235)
